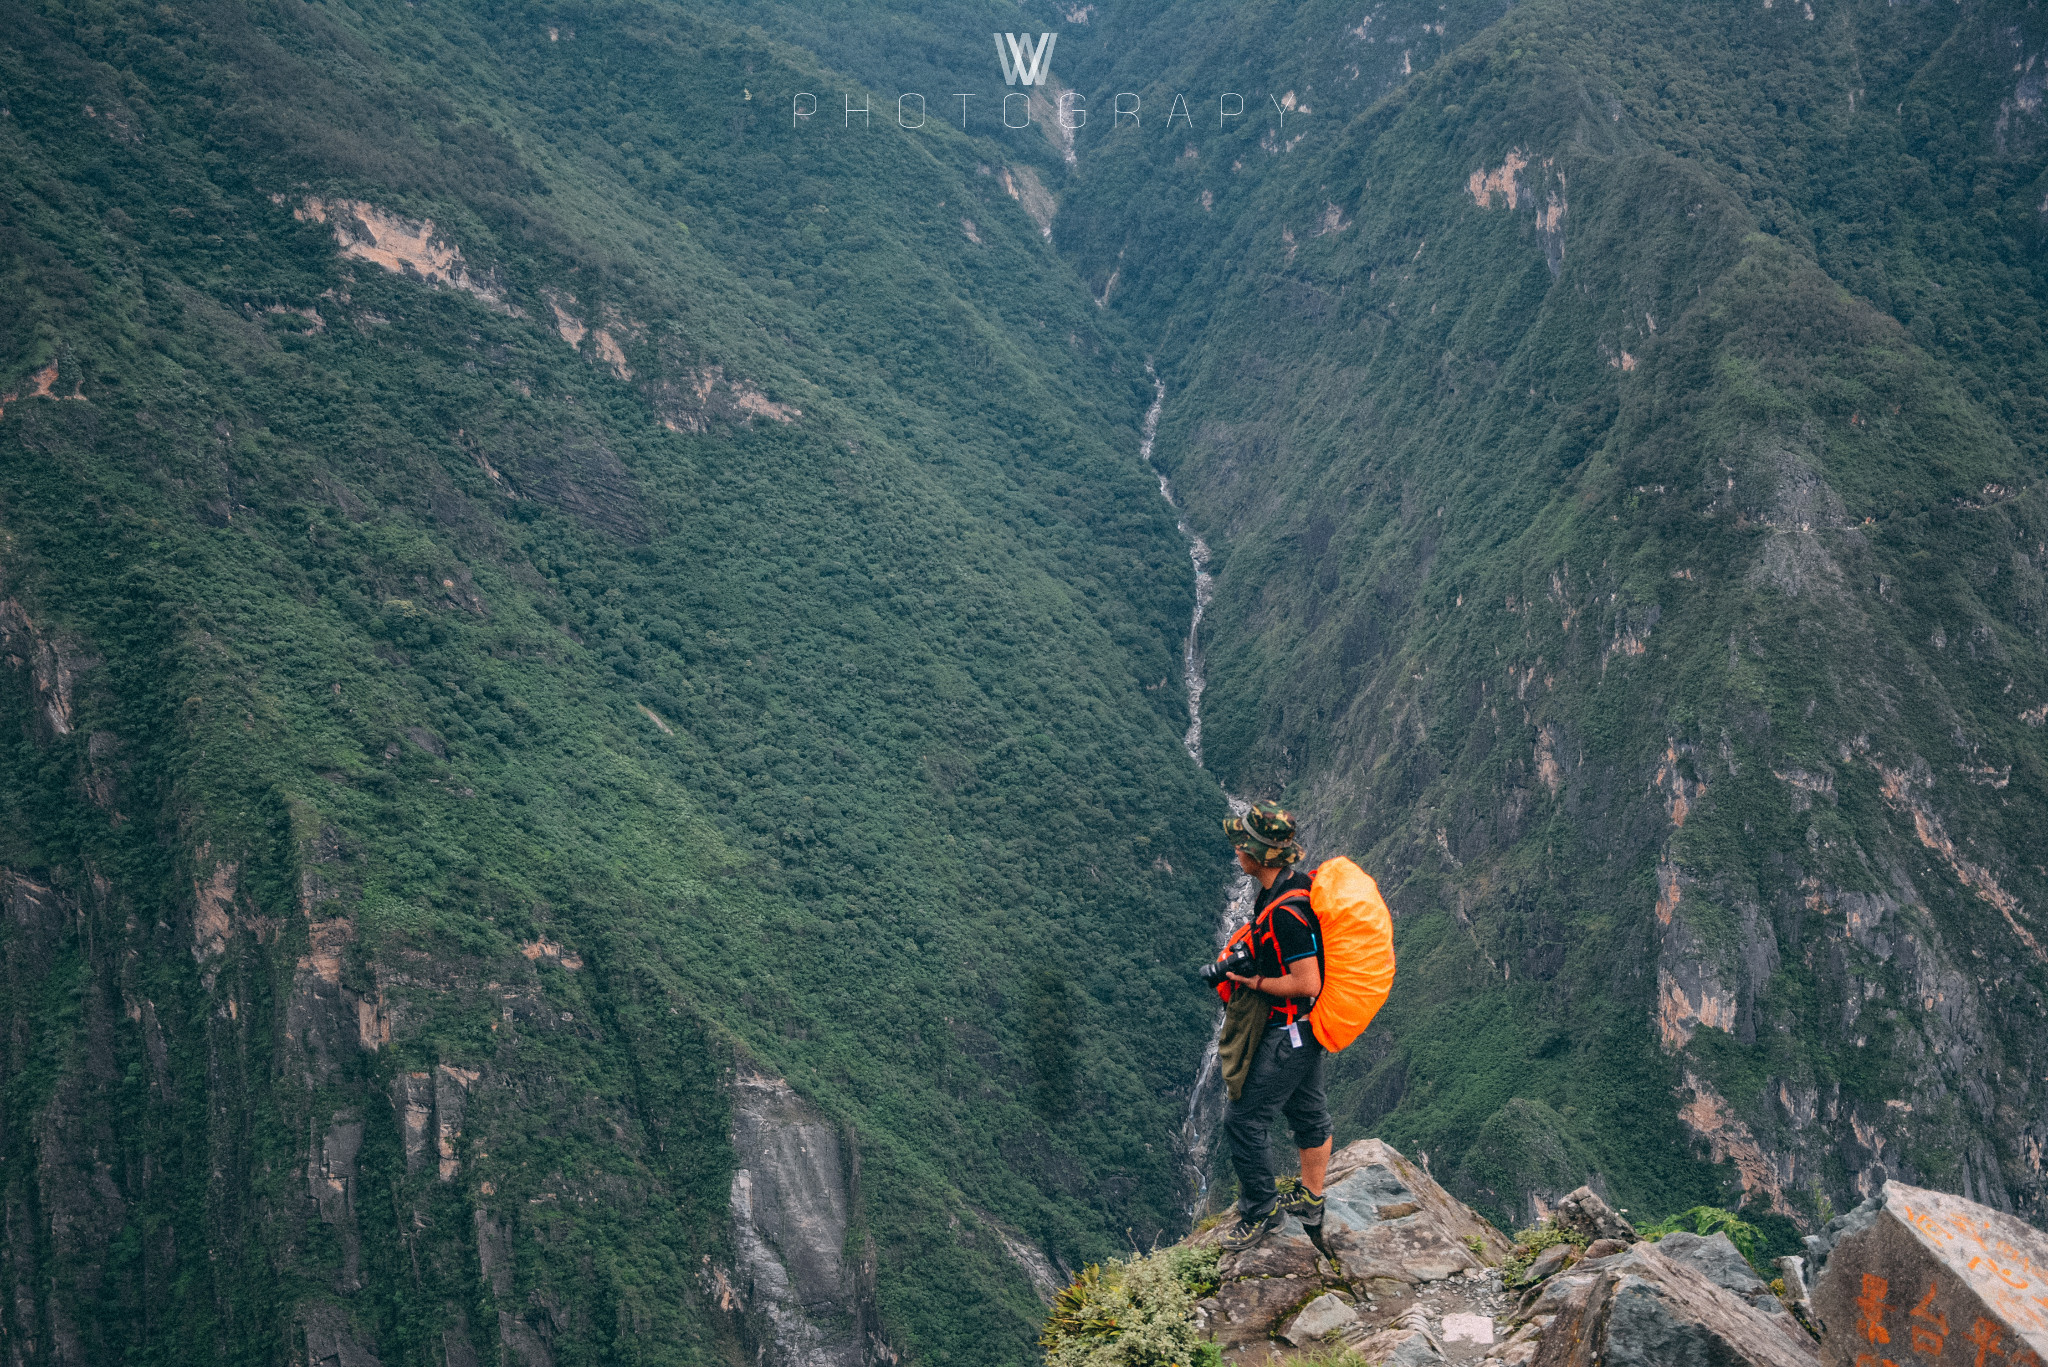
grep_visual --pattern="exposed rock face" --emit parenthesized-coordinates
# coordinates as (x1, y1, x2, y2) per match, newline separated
(1653, 1231, 1811, 1344)
(1320, 1139, 1516, 1285)
(1550, 1187, 1636, 1245)
(1354, 1305, 1447, 1364)
(302, 1300, 383, 1367)
(1517, 1242, 1576, 1288)
(725, 1069, 874, 1367)
(1657, 1232, 1779, 1310)
(1803, 1194, 1883, 1272)
(1524, 1242, 1819, 1367)
(294, 197, 510, 310)
(1812, 1181, 2048, 1367)
(0, 598, 92, 737)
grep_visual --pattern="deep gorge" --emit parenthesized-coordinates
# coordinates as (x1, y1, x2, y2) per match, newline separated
(4, 0, 2048, 1363)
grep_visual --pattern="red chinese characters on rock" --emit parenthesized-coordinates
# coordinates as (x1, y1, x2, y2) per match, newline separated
(1821, 1184, 2048, 1367)
(1964, 1318, 2004, 1367)
(1899, 1198, 2048, 1349)
(1876, 1280, 2048, 1367)
(1862, 1275, 1896, 1347)
(1913, 1284, 1951, 1355)
(1859, 1274, 1903, 1367)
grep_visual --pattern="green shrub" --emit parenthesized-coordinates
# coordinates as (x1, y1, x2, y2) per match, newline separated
(1041, 1245, 1222, 1367)
(1163, 1245, 1223, 1301)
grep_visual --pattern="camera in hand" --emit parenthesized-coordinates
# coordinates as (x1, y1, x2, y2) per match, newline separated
(1198, 942, 1257, 988)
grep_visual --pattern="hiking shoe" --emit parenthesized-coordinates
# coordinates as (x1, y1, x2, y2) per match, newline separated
(1218, 1207, 1282, 1253)
(1280, 1187, 1325, 1227)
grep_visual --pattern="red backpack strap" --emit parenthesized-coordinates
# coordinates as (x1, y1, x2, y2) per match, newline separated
(1258, 888, 1311, 942)
(1257, 889, 1314, 1022)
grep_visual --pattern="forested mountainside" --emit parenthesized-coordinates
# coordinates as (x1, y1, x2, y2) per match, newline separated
(711, 0, 2048, 1247)
(5, 0, 2048, 1363)
(0, 2, 1229, 1363)
(1057, 0, 2048, 1238)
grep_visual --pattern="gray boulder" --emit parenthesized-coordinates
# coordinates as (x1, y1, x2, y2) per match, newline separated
(1352, 1307, 1444, 1365)
(1812, 1180, 2048, 1367)
(1551, 1186, 1637, 1245)
(1318, 1138, 1515, 1285)
(1281, 1293, 1361, 1347)
(1209, 1265, 1320, 1346)
(1654, 1231, 1813, 1345)
(1656, 1232, 1775, 1310)
(1517, 1242, 1577, 1287)
(1800, 1195, 1881, 1277)
(1528, 1241, 1820, 1367)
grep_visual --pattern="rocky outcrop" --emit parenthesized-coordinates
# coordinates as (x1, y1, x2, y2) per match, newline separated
(1653, 1231, 1812, 1344)
(724, 1068, 886, 1367)
(302, 1300, 383, 1367)
(293, 197, 512, 311)
(1811, 1181, 2048, 1367)
(1190, 1139, 1517, 1362)
(0, 598, 93, 737)
(1512, 1242, 1818, 1367)
(1549, 1187, 1635, 1245)
(1149, 1138, 1934, 1367)
(1320, 1139, 1518, 1283)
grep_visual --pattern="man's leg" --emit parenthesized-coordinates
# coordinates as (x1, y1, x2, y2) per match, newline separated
(1223, 1031, 1295, 1220)
(1298, 1137, 1333, 1195)
(1278, 1037, 1333, 1225)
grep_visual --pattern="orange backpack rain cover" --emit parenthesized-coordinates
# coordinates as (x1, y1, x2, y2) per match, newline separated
(1308, 857, 1396, 1053)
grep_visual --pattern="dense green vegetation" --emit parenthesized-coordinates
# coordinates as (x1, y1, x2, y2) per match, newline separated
(7, 0, 2048, 1360)
(1039, 1245, 1221, 1367)
(1055, 0, 2048, 1236)
(0, 1, 1233, 1362)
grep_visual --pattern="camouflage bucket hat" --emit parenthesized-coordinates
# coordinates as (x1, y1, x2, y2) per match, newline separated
(1223, 801, 1304, 867)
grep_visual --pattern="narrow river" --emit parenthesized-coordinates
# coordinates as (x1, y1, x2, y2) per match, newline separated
(1137, 370, 1255, 1218)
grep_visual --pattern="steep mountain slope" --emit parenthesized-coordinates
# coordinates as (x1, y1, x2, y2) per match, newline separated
(0, 2, 1230, 1363)
(11, 0, 2048, 1360)
(1058, 0, 2048, 1235)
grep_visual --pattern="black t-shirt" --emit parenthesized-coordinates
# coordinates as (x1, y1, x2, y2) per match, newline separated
(1248, 870, 1321, 1023)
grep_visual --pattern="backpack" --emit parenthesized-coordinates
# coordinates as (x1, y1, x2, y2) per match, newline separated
(1304, 857, 1396, 1053)
(1207, 856, 1396, 1054)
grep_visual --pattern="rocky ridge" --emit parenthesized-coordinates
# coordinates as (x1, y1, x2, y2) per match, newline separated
(1108, 1141, 2047, 1367)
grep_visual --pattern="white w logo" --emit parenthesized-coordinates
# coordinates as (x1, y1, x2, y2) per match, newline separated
(994, 32, 1058, 86)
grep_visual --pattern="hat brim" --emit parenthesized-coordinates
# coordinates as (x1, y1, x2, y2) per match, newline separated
(1224, 817, 1304, 866)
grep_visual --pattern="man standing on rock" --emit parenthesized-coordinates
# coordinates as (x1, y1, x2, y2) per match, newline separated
(1217, 802, 1332, 1252)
